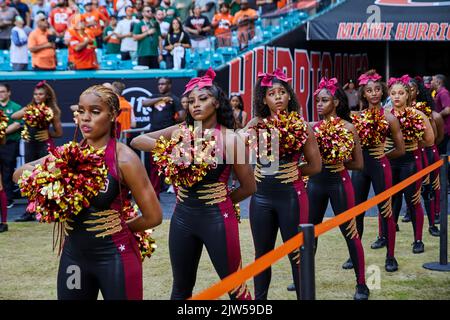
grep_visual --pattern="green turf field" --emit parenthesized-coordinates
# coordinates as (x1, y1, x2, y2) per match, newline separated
(1, 218, 449, 300)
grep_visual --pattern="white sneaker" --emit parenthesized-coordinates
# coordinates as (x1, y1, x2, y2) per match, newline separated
(167, 185, 175, 193)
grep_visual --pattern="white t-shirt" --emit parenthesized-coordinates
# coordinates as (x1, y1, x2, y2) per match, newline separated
(115, 17, 138, 52)
(10, 26, 29, 64)
(115, 0, 133, 18)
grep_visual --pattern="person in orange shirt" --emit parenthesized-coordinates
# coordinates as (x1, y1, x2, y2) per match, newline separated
(233, 0, 258, 50)
(111, 81, 136, 142)
(211, 2, 233, 47)
(28, 13, 56, 70)
(49, 0, 74, 48)
(82, 2, 108, 48)
(68, 18, 98, 70)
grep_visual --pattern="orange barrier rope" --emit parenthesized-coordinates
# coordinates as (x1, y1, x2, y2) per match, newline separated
(190, 158, 446, 300)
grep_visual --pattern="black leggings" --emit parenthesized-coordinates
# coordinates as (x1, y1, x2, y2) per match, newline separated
(169, 198, 250, 300)
(352, 149, 396, 258)
(249, 178, 308, 300)
(390, 150, 425, 241)
(57, 221, 142, 300)
(421, 146, 440, 227)
(307, 167, 366, 285)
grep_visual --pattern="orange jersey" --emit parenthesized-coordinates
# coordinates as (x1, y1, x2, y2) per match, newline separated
(212, 13, 234, 36)
(117, 96, 133, 131)
(82, 10, 108, 37)
(68, 29, 98, 70)
(49, 7, 74, 34)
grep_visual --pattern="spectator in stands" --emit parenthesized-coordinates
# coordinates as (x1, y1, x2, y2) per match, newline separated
(92, 0, 110, 21)
(49, 0, 74, 48)
(28, 13, 56, 70)
(133, 0, 144, 19)
(31, 0, 51, 28)
(344, 79, 359, 111)
(256, 0, 277, 15)
(103, 14, 120, 54)
(116, 6, 138, 61)
(229, 0, 241, 15)
(211, 2, 233, 47)
(103, 0, 115, 17)
(0, 0, 19, 50)
(164, 17, 191, 69)
(174, 0, 192, 23)
(141, 77, 184, 198)
(158, 0, 179, 24)
(196, 0, 217, 23)
(67, 18, 98, 69)
(111, 81, 136, 138)
(10, 0, 30, 27)
(233, 0, 258, 50)
(184, 5, 211, 51)
(116, 0, 132, 19)
(0, 83, 22, 210)
(82, 2, 108, 48)
(133, 6, 162, 69)
(10, 15, 28, 71)
(155, 8, 170, 39)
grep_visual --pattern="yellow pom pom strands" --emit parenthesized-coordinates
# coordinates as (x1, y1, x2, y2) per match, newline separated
(314, 117, 354, 165)
(352, 108, 389, 148)
(152, 125, 220, 188)
(18, 141, 108, 223)
(0, 109, 8, 141)
(394, 107, 426, 143)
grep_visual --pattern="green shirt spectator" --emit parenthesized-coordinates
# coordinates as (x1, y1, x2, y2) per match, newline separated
(133, 18, 161, 57)
(0, 100, 22, 141)
(103, 25, 121, 54)
(158, 2, 180, 24)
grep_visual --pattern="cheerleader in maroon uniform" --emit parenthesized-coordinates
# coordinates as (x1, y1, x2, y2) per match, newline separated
(131, 68, 256, 300)
(384, 75, 434, 253)
(244, 69, 322, 299)
(408, 78, 444, 236)
(307, 77, 368, 300)
(14, 85, 163, 299)
(349, 70, 405, 272)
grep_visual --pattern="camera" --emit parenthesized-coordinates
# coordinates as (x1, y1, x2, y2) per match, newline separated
(47, 34, 57, 43)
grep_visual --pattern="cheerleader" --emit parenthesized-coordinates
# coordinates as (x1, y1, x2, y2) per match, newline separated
(14, 85, 163, 299)
(131, 68, 256, 300)
(13, 81, 63, 222)
(244, 69, 322, 299)
(307, 77, 368, 299)
(384, 75, 434, 253)
(0, 109, 8, 232)
(348, 70, 405, 272)
(409, 78, 444, 236)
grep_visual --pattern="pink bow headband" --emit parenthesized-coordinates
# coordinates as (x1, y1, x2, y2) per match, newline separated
(257, 68, 292, 87)
(358, 73, 382, 86)
(313, 77, 339, 96)
(183, 67, 216, 95)
(36, 80, 47, 88)
(388, 74, 411, 87)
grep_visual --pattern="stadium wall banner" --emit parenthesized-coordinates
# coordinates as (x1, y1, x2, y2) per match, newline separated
(308, 0, 450, 41)
(215, 46, 369, 122)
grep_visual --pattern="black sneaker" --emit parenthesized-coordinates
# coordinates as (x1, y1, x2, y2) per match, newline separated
(6, 200, 14, 209)
(354, 284, 370, 300)
(396, 224, 400, 232)
(435, 214, 440, 224)
(412, 240, 425, 254)
(428, 226, 440, 237)
(342, 258, 354, 270)
(15, 213, 35, 222)
(371, 237, 387, 249)
(0, 223, 8, 233)
(385, 257, 398, 272)
(286, 283, 296, 292)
